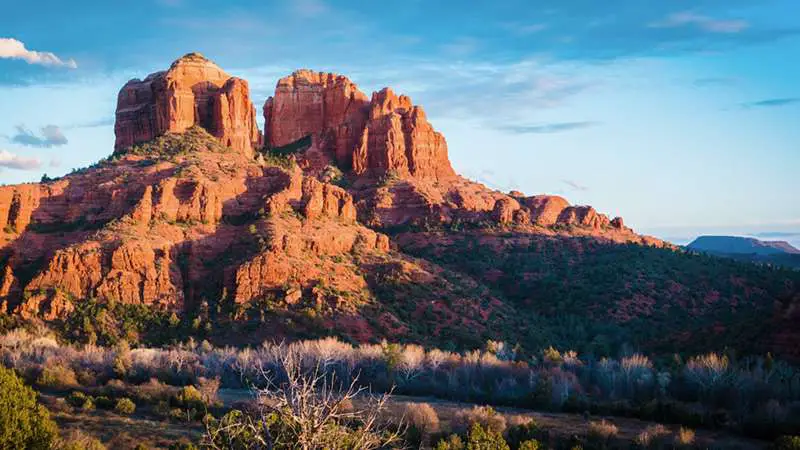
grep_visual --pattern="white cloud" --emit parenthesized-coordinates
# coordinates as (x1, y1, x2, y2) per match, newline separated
(0, 150, 42, 170)
(0, 38, 77, 69)
(11, 124, 68, 147)
(649, 12, 749, 34)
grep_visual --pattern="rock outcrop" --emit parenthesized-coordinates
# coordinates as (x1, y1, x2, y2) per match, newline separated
(264, 70, 369, 167)
(114, 53, 261, 156)
(263, 71, 455, 180)
(352, 88, 454, 180)
(0, 136, 392, 318)
(0, 185, 42, 233)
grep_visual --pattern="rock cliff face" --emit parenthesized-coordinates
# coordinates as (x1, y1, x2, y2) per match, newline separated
(263, 71, 455, 180)
(263, 70, 369, 167)
(352, 88, 454, 180)
(114, 53, 261, 156)
(0, 128, 390, 320)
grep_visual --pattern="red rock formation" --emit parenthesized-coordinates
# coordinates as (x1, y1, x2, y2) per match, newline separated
(353, 88, 455, 180)
(492, 198, 520, 225)
(0, 185, 43, 233)
(264, 70, 369, 167)
(114, 53, 261, 155)
(525, 195, 571, 226)
(557, 205, 610, 229)
(264, 72, 455, 180)
(16, 240, 183, 315)
(213, 78, 262, 153)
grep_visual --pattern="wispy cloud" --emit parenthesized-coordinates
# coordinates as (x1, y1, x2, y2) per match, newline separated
(353, 59, 596, 122)
(741, 98, 800, 108)
(562, 179, 589, 191)
(0, 150, 41, 170)
(65, 118, 115, 129)
(10, 125, 68, 148)
(498, 121, 599, 134)
(649, 12, 749, 34)
(0, 38, 77, 68)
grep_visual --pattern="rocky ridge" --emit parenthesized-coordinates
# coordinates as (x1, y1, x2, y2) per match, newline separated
(261, 69, 644, 237)
(0, 54, 660, 321)
(4, 53, 792, 358)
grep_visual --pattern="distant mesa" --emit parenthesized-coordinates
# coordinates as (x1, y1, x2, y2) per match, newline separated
(114, 52, 262, 156)
(687, 235, 800, 256)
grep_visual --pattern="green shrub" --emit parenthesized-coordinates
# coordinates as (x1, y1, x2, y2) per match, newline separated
(122, 126, 227, 159)
(66, 391, 95, 410)
(202, 410, 272, 449)
(114, 398, 136, 415)
(56, 429, 106, 450)
(0, 366, 58, 449)
(465, 423, 510, 450)
(94, 396, 115, 409)
(519, 441, 540, 450)
(36, 364, 78, 389)
(175, 385, 204, 407)
(435, 434, 465, 450)
(113, 340, 132, 378)
(506, 418, 541, 449)
(168, 440, 198, 450)
(774, 436, 800, 450)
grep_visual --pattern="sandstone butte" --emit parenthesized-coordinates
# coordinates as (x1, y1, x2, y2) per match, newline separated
(114, 52, 262, 156)
(0, 53, 665, 332)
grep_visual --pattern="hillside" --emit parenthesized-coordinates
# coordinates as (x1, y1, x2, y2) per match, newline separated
(1, 53, 799, 359)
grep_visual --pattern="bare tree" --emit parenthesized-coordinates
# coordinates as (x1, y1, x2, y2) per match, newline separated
(204, 346, 404, 450)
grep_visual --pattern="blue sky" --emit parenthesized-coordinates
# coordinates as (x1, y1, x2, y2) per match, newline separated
(1, 0, 799, 247)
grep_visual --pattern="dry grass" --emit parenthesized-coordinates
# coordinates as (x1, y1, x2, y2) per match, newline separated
(37, 364, 79, 389)
(404, 402, 440, 435)
(636, 424, 671, 448)
(48, 399, 202, 448)
(452, 405, 507, 435)
(588, 419, 619, 440)
(675, 427, 696, 447)
(55, 429, 106, 450)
